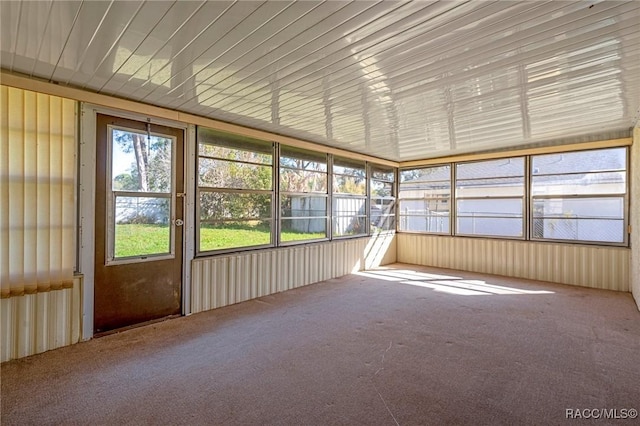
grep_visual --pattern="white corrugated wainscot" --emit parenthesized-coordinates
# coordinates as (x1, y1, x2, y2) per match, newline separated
(397, 234, 630, 292)
(191, 234, 396, 313)
(1, 276, 83, 362)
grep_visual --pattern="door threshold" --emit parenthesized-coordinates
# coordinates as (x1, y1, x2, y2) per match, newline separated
(93, 314, 181, 338)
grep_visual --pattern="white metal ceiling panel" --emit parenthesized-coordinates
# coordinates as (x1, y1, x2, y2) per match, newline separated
(140, 1, 293, 105)
(48, 1, 114, 84)
(97, 2, 204, 94)
(1, 0, 638, 162)
(115, 1, 241, 101)
(63, 1, 148, 89)
(232, 1, 533, 122)
(200, 1, 473, 118)
(182, 1, 411, 114)
(158, 0, 323, 109)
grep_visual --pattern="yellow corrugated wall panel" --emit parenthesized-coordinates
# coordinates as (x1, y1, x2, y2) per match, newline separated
(1, 275, 82, 363)
(0, 86, 76, 298)
(397, 234, 630, 292)
(191, 235, 397, 314)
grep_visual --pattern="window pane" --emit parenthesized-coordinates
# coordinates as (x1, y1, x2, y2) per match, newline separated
(196, 127, 275, 253)
(280, 146, 327, 171)
(114, 196, 170, 257)
(280, 169, 327, 193)
(200, 192, 272, 221)
(279, 147, 328, 243)
(456, 157, 524, 179)
(333, 216, 367, 237)
(112, 130, 172, 193)
(280, 218, 327, 242)
(399, 199, 450, 215)
(458, 198, 523, 216)
(198, 127, 272, 157)
(457, 217, 523, 237)
(371, 198, 396, 233)
(457, 198, 523, 237)
(530, 148, 627, 244)
(333, 175, 366, 195)
(399, 165, 450, 234)
(199, 158, 272, 190)
(371, 214, 396, 233)
(199, 220, 271, 251)
(199, 144, 272, 165)
(371, 180, 394, 197)
(532, 218, 624, 243)
(399, 188, 451, 199)
(531, 172, 625, 195)
(399, 199, 450, 233)
(371, 168, 395, 182)
(456, 176, 525, 197)
(199, 192, 272, 251)
(532, 197, 624, 242)
(399, 165, 450, 198)
(371, 165, 396, 233)
(532, 148, 626, 175)
(333, 197, 366, 236)
(333, 196, 366, 215)
(333, 162, 366, 179)
(400, 165, 450, 183)
(400, 213, 450, 233)
(372, 198, 396, 215)
(333, 155, 366, 196)
(281, 195, 327, 218)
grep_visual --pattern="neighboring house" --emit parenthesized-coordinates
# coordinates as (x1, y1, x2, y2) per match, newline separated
(400, 150, 625, 241)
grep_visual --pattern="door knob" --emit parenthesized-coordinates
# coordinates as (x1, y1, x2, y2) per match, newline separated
(174, 219, 184, 226)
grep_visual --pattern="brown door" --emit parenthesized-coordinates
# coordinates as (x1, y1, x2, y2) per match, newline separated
(94, 114, 184, 334)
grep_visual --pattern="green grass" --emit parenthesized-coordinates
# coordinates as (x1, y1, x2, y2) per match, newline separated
(279, 230, 325, 243)
(200, 223, 271, 251)
(200, 222, 325, 250)
(115, 223, 170, 258)
(115, 223, 326, 256)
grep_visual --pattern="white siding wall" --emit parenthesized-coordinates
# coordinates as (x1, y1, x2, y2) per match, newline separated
(1, 276, 82, 362)
(397, 234, 629, 292)
(191, 234, 396, 313)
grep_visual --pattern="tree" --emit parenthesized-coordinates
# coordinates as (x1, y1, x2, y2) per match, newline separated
(113, 130, 171, 193)
(198, 146, 273, 226)
(113, 130, 172, 224)
(132, 133, 149, 191)
(113, 173, 138, 191)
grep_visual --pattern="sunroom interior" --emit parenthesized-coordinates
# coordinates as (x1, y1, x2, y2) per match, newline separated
(1, 3, 639, 419)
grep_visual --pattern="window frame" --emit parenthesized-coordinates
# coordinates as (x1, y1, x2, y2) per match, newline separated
(396, 146, 629, 247)
(106, 124, 177, 265)
(196, 128, 275, 255)
(529, 147, 629, 246)
(278, 145, 329, 245)
(331, 156, 368, 239)
(398, 164, 452, 235)
(454, 156, 526, 240)
(194, 127, 401, 256)
(369, 164, 397, 234)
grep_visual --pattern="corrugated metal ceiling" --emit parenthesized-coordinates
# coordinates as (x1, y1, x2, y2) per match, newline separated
(1, 0, 638, 162)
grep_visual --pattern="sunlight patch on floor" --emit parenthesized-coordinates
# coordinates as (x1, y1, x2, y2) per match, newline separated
(355, 269, 555, 296)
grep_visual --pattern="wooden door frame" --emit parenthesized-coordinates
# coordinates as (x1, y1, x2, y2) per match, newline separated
(78, 104, 196, 340)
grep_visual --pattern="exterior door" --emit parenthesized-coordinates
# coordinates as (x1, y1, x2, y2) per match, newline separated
(94, 114, 184, 334)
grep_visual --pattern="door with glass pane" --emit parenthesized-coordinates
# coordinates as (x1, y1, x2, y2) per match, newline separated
(94, 114, 183, 334)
